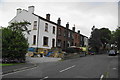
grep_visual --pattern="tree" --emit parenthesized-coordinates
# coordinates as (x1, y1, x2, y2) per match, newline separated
(8, 21, 31, 34)
(89, 28, 102, 53)
(89, 26, 112, 54)
(2, 28, 28, 62)
(99, 28, 111, 50)
(113, 26, 120, 50)
(2, 21, 31, 63)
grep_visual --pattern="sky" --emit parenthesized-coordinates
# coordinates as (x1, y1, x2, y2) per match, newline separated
(0, 0, 119, 37)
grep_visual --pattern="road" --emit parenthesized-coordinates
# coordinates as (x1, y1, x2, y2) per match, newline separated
(2, 54, 118, 79)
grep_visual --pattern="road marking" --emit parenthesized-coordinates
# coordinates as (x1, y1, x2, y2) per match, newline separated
(100, 74, 104, 80)
(59, 65, 75, 72)
(113, 68, 117, 70)
(2, 66, 38, 76)
(40, 76, 48, 80)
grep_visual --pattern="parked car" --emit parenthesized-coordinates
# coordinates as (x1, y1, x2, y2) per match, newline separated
(109, 49, 116, 56)
(65, 47, 86, 57)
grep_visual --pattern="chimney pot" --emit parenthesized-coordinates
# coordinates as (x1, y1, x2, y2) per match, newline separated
(66, 22, 69, 29)
(57, 18, 61, 25)
(72, 27, 75, 32)
(46, 14, 50, 21)
(78, 30, 80, 34)
(17, 8, 22, 15)
(28, 6, 34, 13)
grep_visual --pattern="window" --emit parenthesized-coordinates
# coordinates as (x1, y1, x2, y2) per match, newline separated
(63, 41, 66, 48)
(67, 41, 70, 47)
(45, 23, 48, 32)
(64, 30, 66, 37)
(58, 28, 61, 36)
(43, 36, 48, 46)
(33, 21, 37, 30)
(72, 34, 74, 39)
(53, 26, 55, 34)
(75, 43, 77, 46)
(33, 35, 36, 45)
(68, 32, 70, 37)
(52, 38, 55, 47)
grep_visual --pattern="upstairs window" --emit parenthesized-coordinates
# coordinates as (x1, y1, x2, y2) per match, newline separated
(45, 23, 48, 32)
(58, 28, 61, 36)
(68, 32, 70, 37)
(64, 30, 66, 37)
(53, 26, 55, 34)
(33, 21, 37, 30)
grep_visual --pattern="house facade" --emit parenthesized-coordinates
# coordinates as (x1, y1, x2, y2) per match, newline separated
(9, 6, 88, 52)
(9, 6, 57, 52)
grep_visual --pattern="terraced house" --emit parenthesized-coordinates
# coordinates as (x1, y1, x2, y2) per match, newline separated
(9, 6, 88, 53)
(9, 6, 57, 52)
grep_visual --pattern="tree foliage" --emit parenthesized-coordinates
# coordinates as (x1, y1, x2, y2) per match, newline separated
(2, 21, 31, 63)
(89, 27, 111, 53)
(113, 27, 120, 50)
(2, 28, 28, 62)
(8, 21, 31, 34)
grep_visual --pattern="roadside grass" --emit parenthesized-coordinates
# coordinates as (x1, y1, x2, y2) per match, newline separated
(0, 63, 25, 66)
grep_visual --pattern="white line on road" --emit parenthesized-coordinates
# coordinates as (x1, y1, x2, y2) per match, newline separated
(59, 65, 76, 72)
(100, 74, 104, 80)
(40, 76, 48, 80)
(2, 66, 38, 76)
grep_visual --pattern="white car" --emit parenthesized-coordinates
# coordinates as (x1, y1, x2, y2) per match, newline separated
(109, 50, 116, 56)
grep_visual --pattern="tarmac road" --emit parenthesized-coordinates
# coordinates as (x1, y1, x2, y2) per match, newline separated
(2, 54, 118, 79)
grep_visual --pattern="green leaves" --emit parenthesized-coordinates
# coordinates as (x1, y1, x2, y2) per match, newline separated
(8, 21, 31, 34)
(89, 27, 111, 53)
(2, 21, 30, 62)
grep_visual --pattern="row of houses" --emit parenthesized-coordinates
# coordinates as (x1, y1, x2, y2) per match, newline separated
(9, 6, 88, 52)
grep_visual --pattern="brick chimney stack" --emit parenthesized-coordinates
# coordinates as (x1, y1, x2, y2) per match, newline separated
(66, 22, 69, 29)
(57, 18, 61, 25)
(78, 30, 80, 34)
(28, 6, 34, 13)
(72, 24, 75, 32)
(17, 8, 22, 15)
(46, 14, 50, 21)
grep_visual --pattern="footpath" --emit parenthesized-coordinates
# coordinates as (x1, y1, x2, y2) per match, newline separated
(2, 63, 37, 75)
(2, 57, 61, 75)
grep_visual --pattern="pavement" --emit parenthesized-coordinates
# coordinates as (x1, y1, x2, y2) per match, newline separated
(2, 63, 37, 75)
(2, 57, 61, 75)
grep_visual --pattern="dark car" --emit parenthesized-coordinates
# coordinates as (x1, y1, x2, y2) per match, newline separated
(65, 47, 86, 57)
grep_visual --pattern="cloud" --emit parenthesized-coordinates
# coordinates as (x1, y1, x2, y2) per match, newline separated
(0, 2, 118, 37)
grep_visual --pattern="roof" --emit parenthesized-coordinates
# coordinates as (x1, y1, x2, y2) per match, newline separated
(32, 13, 57, 25)
(32, 13, 88, 38)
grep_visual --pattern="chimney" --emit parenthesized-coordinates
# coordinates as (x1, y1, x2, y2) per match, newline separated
(72, 24, 76, 32)
(66, 22, 69, 29)
(57, 18, 61, 25)
(46, 14, 50, 21)
(17, 8, 22, 15)
(72, 27, 75, 32)
(78, 30, 80, 34)
(28, 6, 34, 13)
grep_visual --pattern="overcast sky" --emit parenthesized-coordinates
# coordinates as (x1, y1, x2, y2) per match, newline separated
(0, 0, 119, 37)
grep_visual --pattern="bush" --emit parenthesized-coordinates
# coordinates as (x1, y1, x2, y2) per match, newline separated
(2, 28, 28, 63)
